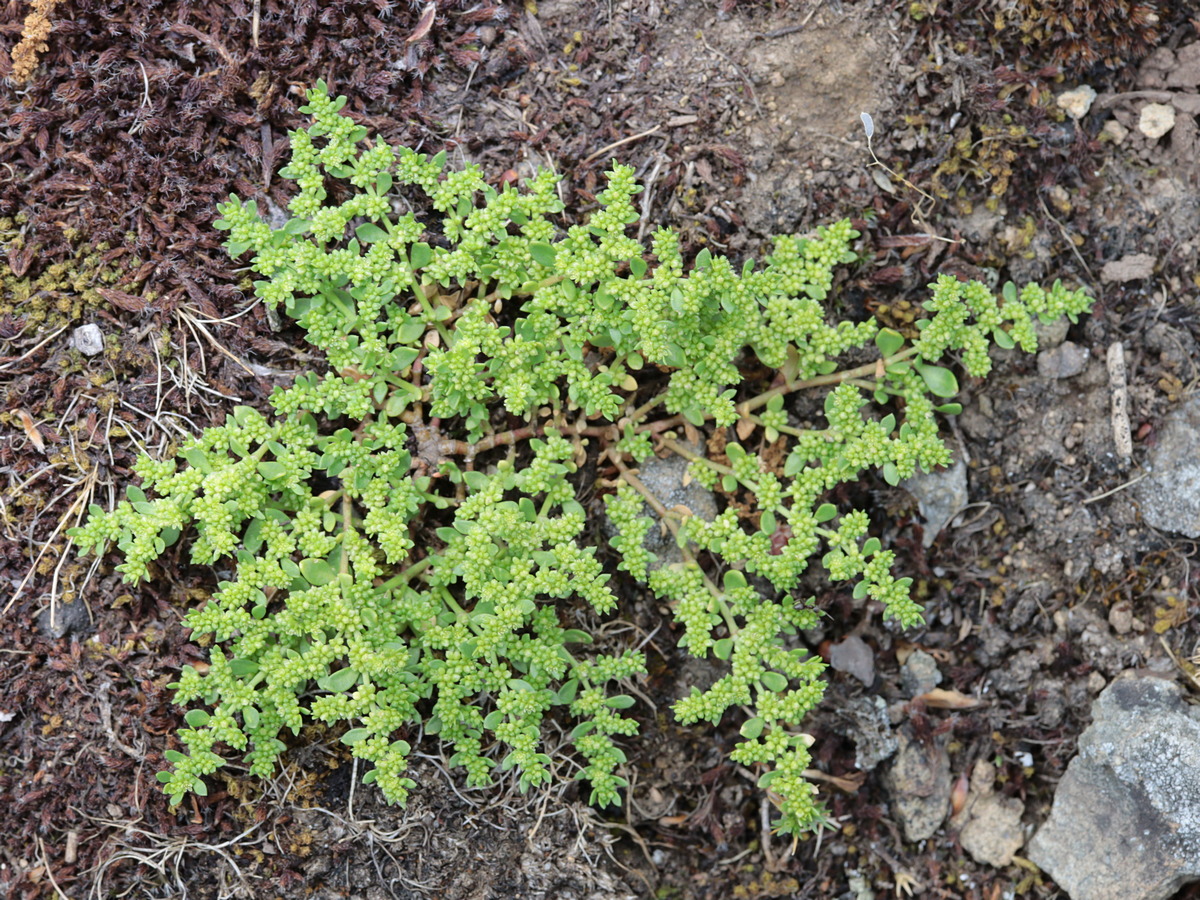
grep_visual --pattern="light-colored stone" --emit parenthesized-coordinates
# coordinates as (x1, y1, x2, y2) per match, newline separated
(1037, 341, 1089, 379)
(831, 695, 898, 771)
(1056, 85, 1097, 120)
(953, 761, 1025, 868)
(1108, 601, 1133, 635)
(902, 451, 968, 549)
(1138, 102, 1176, 139)
(70, 323, 104, 356)
(1027, 673, 1200, 900)
(830, 635, 875, 687)
(883, 728, 952, 842)
(1100, 253, 1156, 284)
(1134, 395, 1200, 538)
(1100, 119, 1129, 144)
(900, 649, 942, 698)
(621, 445, 718, 568)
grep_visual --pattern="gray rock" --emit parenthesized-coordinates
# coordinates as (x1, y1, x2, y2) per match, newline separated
(1027, 673, 1200, 900)
(1033, 316, 1071, 350)
(899, 649, 943, 698)
(624, 447, 718, 568)
(831, 695, 898, 771)
(1134, 396, 1200, 538)
(37, 599, 92, 639)
(1100, 253, 1156, 283)
(1037, 341, 1090, 379)
(69, 323, 104, 356)
(883, 728, 952, 842)
(829, 635, 875, 687)
(902, 453, 968, 549)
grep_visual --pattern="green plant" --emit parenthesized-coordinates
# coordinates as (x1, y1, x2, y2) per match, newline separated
(71, 82, 1092, 836)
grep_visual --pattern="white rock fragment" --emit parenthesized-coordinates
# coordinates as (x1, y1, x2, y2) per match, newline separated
(1100, 253, 1156, 284)
(1101, 119, 1129, 144)
(1138, 103, 1176, 139)
(1056, 85, 1097, 120)
(70, 323, 104, 356)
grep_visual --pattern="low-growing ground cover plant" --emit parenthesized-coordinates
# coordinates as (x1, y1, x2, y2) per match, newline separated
(71, 82, 1092, 836)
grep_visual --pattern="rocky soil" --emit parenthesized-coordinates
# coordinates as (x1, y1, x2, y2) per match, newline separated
(3, 1, 1199, 898)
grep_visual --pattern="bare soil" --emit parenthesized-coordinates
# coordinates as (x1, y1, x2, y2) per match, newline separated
(3, 1, 1200, 898)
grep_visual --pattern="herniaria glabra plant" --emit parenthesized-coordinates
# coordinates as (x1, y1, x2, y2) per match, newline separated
(72, 82, 1092, 836)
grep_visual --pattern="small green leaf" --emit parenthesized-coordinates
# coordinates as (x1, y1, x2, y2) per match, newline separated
(229, 658, 259, 677)
(318, 668, 360, 692)
(300, 558, 336, 585)
(882, 462, 900, 486)
(257, 461, 288, 481)
(410, 243, 433, 269)
(184, 710, 210, 728)
(723, 570, 747, 590)
(740, 717, 766, 740)
(913, 361, 959, 398)
(760, 672, 788, 692)
(341, 728, 371, 745)
(606, 694, 636, 709)
(993, 327, 1015, 349)
(483, 710, 505, 730)
(934, 402, 963, 415)
(874, 328, 905, 357)
(356, 223, 388, 243)
(529, 243, 556, 267)
(713, 638, 734, 660)
(556, 679, 579, 704)
(463, 470, 489, 492)
(815, 503, 838, 523)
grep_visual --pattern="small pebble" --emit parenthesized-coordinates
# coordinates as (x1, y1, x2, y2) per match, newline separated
(70, 323, 104, 356)
(1037, 341, 1089, 380)
(1138, 102, 1175, 139)
(1056, 85, 1097, 120)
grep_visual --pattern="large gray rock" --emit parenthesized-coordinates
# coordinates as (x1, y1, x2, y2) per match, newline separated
(1134, 396, 1200, 538)
(1027, 673, 1200, 900)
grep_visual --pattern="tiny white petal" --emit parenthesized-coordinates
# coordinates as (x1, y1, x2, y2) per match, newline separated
(860, 112, 874, 139)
